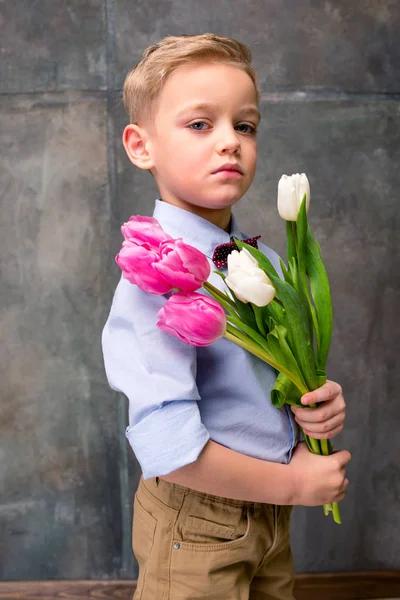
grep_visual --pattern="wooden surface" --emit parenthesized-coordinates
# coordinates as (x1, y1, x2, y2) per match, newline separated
(0, 572, 399, 600)
(294, 571, 400, 600)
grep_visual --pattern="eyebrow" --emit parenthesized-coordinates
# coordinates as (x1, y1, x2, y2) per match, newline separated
(175, 103, 261, 122)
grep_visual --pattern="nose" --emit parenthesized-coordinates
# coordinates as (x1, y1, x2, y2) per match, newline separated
(215, 125, 240, 155)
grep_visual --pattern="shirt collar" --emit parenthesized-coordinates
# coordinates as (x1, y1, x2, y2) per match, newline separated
(153, 199, 243, 259)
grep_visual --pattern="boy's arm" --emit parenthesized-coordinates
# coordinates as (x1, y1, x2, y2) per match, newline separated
(161, 439, 351, 507)
(102, 277, 210, 479)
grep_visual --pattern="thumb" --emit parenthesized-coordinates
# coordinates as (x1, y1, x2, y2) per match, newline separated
(333, 449, 352, 466)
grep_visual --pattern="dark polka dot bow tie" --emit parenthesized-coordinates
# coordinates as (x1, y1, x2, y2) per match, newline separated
(212, 236, 261, 268)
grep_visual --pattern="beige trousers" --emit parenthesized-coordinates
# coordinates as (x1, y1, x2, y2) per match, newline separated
(132, 476, 295, 600)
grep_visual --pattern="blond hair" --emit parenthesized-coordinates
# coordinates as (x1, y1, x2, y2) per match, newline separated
(123, 33, 259, 124)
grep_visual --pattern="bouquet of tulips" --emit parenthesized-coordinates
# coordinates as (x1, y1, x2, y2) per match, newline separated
(116, 173, 341, 524)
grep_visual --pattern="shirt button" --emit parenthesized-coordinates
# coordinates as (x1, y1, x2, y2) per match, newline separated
(173, 542, 181, 550)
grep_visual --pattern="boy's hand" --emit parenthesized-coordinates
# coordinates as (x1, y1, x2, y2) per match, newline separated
(291, 380, 346, 439)
(289, 442, 351, 506)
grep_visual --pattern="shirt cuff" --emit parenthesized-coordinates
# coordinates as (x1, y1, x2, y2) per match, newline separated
(125, 400, 210, 479)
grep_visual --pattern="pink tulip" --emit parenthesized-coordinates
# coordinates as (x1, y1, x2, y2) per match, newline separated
(157, 292, 226, 346)
(154, 239, 211, 292)
(121, 215, 172, 250)
(115, 240, 172, 294)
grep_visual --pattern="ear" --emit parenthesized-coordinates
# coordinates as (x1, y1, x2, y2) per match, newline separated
(122, 124, 154, 170)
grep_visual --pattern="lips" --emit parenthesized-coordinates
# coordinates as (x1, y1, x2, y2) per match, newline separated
(212, 163, 244, 175)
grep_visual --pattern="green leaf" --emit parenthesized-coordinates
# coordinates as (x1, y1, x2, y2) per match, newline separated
(225, 324, 309, 393)
(210, 274, 257, 330)
(316, 369, 327, 387)
(237, 242, 318, 390)
(288, 256, 299, 292)
(263, 300, 285, 326)
(295, 199, 317, 341)
(266, 314, 278, 332)
(305, 227, 333, 370)
(279, 258, 293, 286)
(253, 304, 267, 336)
(227, 315, 271, 354)
(267, 325, 309, 392)
(271, 372, 302, 409)
(228, 288, 258, 330)
(212, 270, 226, 281)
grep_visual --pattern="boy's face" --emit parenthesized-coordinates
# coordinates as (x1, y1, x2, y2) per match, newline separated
(141, 62, 260, 228)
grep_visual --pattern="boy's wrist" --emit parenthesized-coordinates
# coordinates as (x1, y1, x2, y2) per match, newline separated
(256, 460, 297, 506)
(284, 460, 301, 505)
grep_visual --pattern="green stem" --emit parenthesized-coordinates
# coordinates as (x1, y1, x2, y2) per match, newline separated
(323, 504, 332, 516)
(320, 439, 329, 456)
(301, 274, 321, 358)
(224, 326, 308, 395)
(331, 502, 342, 524)
(225, 323, 255, 346)
(253, 305, 266, 337)
(227, 315, 271, 353)
(292, 223, 299, 261)
(204, 281, 236, 308)
(273, 297, 285, 308)
(304, 433, 321, 455)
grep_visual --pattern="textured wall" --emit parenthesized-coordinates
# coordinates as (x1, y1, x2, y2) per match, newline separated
(0, 0, 399, 580)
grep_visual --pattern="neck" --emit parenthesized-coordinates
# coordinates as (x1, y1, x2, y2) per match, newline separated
(161, 198, 232, 232)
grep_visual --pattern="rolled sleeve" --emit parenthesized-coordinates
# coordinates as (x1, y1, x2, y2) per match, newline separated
(125, 400, 210, 479)
(102, 277, 209, 477)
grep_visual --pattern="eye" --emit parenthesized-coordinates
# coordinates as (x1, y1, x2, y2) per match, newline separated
(235, 123, 257, 134)
(188, 121, 210, 131)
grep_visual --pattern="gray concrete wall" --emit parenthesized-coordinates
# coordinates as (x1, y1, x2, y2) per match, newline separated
(0, 0, 399, 579)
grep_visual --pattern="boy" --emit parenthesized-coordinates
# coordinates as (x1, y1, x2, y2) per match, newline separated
(102, 34, 350, 600)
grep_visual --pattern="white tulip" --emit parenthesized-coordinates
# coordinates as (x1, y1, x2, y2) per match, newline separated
(277, 173, 310, 221)
(225, 248, 276, 307)
(228, 246, 259, 272)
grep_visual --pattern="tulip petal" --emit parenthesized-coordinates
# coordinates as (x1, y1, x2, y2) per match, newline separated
(277, 173, 311, 221)
(157, 292, 226, 346)
(115, 242, 172, 294)
(155, 239, 211, 291)
(121, 215, 172, 249)
(225, 269, 275, 307)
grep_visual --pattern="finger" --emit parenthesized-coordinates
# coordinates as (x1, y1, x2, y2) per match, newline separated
(292, 403, 339, 423)
(296, 413, 344, 434)
(336, 479, 349, 501)
(334, 491, 346, 502)
(301, 380, 342, 405)
(302, 425, 344, 440)
(293, 393, 345, 421)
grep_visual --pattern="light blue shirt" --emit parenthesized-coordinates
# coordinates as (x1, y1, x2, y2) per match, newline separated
(102, 200, 298, 479)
